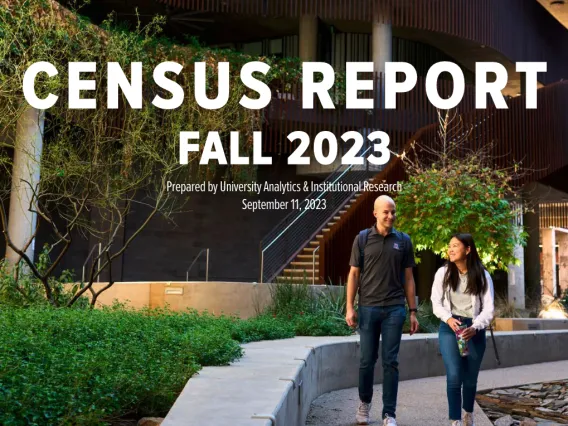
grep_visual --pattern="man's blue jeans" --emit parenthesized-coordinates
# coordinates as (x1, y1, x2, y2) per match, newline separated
(358, 304, 406, 419)
(438, 316, 486, 420)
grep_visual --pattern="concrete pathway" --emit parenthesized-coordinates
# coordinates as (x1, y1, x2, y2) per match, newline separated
(306, 360, 568, 426)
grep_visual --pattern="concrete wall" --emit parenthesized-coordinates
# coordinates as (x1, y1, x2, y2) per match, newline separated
(495, 318, 568, 331)
(73, 282, 345, 319)
(284, 332, 568, 426)
(162, 331, 568, 426)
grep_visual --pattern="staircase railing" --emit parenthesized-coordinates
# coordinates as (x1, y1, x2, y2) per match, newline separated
(259, 145, 378, 283)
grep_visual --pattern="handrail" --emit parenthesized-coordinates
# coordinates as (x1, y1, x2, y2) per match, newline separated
(263, 147, 372, 254)
(312, 245, 320, 285)
(260, 144, 377, 283)
(186, 248, 210, 282)
(82, 242, 101, 286)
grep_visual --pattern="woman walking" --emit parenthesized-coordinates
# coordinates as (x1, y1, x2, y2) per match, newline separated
(431, 233, 495, 426)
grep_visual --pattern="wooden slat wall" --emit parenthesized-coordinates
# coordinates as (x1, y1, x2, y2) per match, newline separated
(158, 0, 568, 84)
(265, 72, 477, 154)
(540, 203, 568, 229)
(318, 81, 568, 284)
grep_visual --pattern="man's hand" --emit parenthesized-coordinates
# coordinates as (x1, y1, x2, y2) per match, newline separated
(409, 312, 419, 335)
(346, 307, 358, 328)
(461, 326, 477, 341)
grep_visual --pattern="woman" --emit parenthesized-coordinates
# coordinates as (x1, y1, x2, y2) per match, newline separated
(431, 233, 495, 426)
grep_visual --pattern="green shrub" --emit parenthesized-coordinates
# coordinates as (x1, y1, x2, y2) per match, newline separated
(0, 306, 294, 425)
(403, 300, 440, 334)
(0, 253, 89, 309)
(561, 289, 568, 312)
(265, 281, 352, 336)
(292, 312, 352, 336)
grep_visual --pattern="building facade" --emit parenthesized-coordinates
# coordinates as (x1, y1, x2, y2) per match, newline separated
(2, 0, 568, 307)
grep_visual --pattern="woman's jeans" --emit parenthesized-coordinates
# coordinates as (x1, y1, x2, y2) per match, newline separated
(358, 304, 406, 419)
(439, 315, 486, 420)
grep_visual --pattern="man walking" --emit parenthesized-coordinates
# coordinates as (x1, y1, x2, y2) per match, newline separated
(346, 195, 419, 425)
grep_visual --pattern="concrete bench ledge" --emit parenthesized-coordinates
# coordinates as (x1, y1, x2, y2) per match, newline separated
(162, 331, 568, 426)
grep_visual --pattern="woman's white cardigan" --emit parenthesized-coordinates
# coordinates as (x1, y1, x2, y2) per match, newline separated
(430, 265, 495, 331)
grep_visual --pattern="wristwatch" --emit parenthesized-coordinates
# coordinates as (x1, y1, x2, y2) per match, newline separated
(409, 308, 418, 313)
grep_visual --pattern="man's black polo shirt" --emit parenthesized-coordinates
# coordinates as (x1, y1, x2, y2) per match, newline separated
(349, 226, 416, 307)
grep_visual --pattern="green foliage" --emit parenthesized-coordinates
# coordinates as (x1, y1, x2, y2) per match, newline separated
(403, 301, 440, 334)
(265, 281, 353, 336)
(0, 306, 296, 425)
(561, 288, 568, 312)
(395, 111, 528, 273)
(396, 158, 526, 272)
(0, 246, 89, 308)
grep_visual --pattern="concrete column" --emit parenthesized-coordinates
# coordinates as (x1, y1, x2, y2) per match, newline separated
(508, 243, 526, 308)
(6, 106, 44, 266)
(299, 15, 318, 61)
(507, 202, 525, 309)
(371, 13, 392, 108)
(557, 231, 568, 296)
(541, 228, 556, 299)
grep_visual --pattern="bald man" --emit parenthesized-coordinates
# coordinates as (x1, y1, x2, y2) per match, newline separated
(346, 195, 419, 426)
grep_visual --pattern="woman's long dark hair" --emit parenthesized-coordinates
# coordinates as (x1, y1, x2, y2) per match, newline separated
(443, 233, 488, 296)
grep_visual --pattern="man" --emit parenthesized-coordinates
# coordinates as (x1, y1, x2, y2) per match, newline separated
(346, 195, 419, 426)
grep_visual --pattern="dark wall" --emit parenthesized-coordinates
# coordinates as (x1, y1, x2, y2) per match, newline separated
(120, 160, 319, 282)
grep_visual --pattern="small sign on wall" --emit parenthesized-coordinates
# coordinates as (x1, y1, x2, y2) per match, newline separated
(165, 287, 184, 295)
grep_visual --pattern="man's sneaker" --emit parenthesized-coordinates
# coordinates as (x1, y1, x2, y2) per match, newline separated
(383, 414, 397, 425)
(355, 402, 371, 425)
(463, 411, 474, 426)
(451, 421, 462, 426)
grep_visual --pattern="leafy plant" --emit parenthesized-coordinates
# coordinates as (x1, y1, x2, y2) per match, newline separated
(0, 305, 298, 425)
(0, 245, 89, 308)
(264, 280, 352, 336)
(395, 110, 530, 273)
(403, 300, 440, 334)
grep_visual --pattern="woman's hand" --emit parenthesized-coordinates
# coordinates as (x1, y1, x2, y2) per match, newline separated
(446, 317, 462, 332)
(461, 327, 477, 341)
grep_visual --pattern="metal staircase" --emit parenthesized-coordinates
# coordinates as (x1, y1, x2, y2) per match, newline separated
(280, 188, 369, 284)
(259, 146, 378, 285)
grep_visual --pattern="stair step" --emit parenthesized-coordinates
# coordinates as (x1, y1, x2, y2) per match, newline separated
(309, 241, 320, 246)
(303, 247, 317, 252)
(277, 277, 324, 284)
(316, 234, 324, 239)
(355, 193, 362, 197)
(334, 216, 341, 220)
(283, 268, 317, 275)
(322, 228, 330, 232)
(327, 222, 336, 227)
(291, 261, 319, 267)
(297, 254, 319, 261)
(339, 210, 347, 214)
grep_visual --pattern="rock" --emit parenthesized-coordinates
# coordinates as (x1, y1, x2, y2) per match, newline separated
(495, 415, 515, 426)
(522, 384, 544, 391)
(137, 418, 164, 426)
(551, 400, 568, 409)
(530, 392, 547, 398)
(519, 419, 537, 426)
